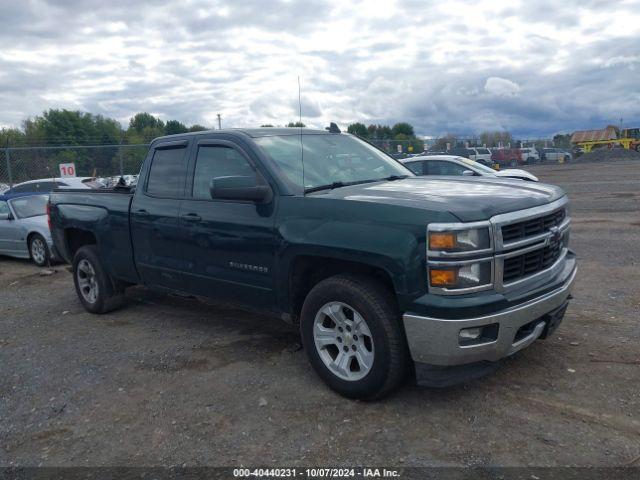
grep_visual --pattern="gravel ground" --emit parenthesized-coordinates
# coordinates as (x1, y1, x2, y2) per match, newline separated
(1, 159, 639, 467)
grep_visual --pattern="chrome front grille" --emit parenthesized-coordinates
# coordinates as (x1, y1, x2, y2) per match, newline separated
(502, 238, 563, 283)
(501, 208, 566, 243)
(491, 197, 571, 292)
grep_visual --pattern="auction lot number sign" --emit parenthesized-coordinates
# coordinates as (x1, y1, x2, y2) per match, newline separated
(59, 163, 76, 177)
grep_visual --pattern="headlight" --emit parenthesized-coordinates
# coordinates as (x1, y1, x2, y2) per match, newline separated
(429, 261, 492, 290)
(427, 222, 494, 294)
(428, 227, 491, 253)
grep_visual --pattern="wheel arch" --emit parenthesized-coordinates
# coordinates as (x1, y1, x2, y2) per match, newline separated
(286, 254, 398, 324)
(64, 228, 97, 260)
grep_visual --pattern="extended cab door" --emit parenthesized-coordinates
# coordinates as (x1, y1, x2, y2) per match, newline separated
(130, 139, 190, 288)
(177, 137, 278, 308)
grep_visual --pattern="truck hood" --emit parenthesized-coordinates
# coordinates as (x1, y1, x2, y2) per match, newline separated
(311, 177, 565, 222)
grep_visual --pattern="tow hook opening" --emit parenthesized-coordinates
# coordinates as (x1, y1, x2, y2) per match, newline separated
(459, 323, 499, 347)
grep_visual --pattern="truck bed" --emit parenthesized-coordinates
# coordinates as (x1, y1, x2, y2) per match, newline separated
(49, 188, 139, 283)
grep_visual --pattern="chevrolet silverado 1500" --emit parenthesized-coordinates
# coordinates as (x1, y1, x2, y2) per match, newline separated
(49, 128, 576, 399)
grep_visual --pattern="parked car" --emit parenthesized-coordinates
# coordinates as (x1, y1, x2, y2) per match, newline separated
(448, 147, 493, 166)
(50, 128, 575, 399)
(4, 177, 101, 195)
(0, 193, 58, 266)
(401, 155, 539, 181)
(541, 148, 572, 163)
(519, 147, 540, 164)
(0, 183, 9, 194)
(491, 148, 524, 167)
(470, 147, 493, 165)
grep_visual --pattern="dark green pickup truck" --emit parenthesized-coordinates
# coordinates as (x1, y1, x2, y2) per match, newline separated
(49, 128, 576, 399)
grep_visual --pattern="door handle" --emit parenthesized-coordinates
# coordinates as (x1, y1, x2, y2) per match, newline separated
(136, 209, 149, 216)
(181, 213, 201, 222)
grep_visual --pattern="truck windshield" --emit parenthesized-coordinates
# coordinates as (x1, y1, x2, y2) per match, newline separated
(254, 134, 412, 193)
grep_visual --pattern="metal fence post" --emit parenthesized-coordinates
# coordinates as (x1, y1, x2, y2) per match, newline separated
(118, 135, 124, 176)
(5, 143, 12, 187)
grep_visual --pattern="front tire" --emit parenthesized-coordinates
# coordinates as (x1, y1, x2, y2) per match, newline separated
(73, 245, 124, 314)
(29, 234, 50, 267)
(300, 274, 408, 400)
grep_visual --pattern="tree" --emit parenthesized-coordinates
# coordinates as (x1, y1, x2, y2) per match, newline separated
(164, 120, 188, 135)
(127, 112, 165, 143)
(188, 124, 207, 132)
(0, 127, 26, 146)
(129, 112, 164, 133)
(347, 122, 368, 137)
(286, 121, 306, 127)
(391, 122, 415, 137)
(552, 134, 571, 149)
(433, 134, 457, 151)
(479, 130, 513, 148)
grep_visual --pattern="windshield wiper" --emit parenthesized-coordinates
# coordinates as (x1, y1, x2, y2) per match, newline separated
(381, 174, 409, 181)
(304, 178, 382, 194)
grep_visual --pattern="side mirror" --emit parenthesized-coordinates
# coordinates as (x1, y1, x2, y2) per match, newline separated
(462, 170, 476, 176)
(210, 175, 273, 203)
(0, 213, 11, 220)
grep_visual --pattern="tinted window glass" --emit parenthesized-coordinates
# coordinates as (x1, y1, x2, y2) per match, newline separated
(404, 161, 424, 175)
(0, 200, 9, 216)
(146, 147, 188, 197)
(38, 182, 57, 192)
(426, 161, 468, 176)
(9, 195, 48, 218)
(11, 184, 32, 193)
(192, 146, 255, 199)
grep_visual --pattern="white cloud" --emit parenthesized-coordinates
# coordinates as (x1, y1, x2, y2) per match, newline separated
(484, 77, 521, 97)
(0, 0, 639, 136)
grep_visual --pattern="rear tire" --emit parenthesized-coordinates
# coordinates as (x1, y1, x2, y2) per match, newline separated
(29, 234, 50, 267)
(73, 245, 124, 314)
(300, 274, 408, 400)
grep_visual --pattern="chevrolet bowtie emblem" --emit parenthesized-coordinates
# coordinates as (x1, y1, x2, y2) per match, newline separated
(549, 226, 561, 244)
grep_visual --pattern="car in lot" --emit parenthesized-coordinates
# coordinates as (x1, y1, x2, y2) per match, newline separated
(50, 127, 576, 399)
(401, 155, 539, 181)
(0, 183, 9, 194)
(541, 148, 572, 163)
(0, 193, 57, 266)
(519, 147, 540, 164)
(4, 177, 101, 195)
(448, 147, 492, 166)
(491, 148, 524, 167)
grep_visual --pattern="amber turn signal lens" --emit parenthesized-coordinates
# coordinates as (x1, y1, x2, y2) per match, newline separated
(430, 268, 458, 287)
(429, 232, 456, 249)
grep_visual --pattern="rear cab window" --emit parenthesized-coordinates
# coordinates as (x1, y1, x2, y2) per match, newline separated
(145, 144, 189, 197)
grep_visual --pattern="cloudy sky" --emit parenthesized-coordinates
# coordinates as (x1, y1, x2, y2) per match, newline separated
(1, 0, 639, 137)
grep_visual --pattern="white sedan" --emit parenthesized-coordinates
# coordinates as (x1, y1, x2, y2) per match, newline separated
(401, 155, 539, 182)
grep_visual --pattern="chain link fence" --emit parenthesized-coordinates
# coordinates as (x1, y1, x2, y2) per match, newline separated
(0, 144, 150, 189)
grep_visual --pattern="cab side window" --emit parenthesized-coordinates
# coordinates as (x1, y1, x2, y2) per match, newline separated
(426, 161, 468, 176)
(404, 161, 424, 175)
(146, 146, 188, 197)
(0, 200, 9, 216)
(192, 146, 255, 200)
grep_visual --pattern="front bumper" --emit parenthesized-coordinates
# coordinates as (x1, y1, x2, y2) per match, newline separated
(402, 262, 577, 366)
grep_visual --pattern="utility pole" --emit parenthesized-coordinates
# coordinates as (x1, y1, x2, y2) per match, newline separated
(217, 114, 222, 130)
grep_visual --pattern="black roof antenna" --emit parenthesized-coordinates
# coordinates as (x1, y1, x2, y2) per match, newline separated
(327, 122, 341, 133)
